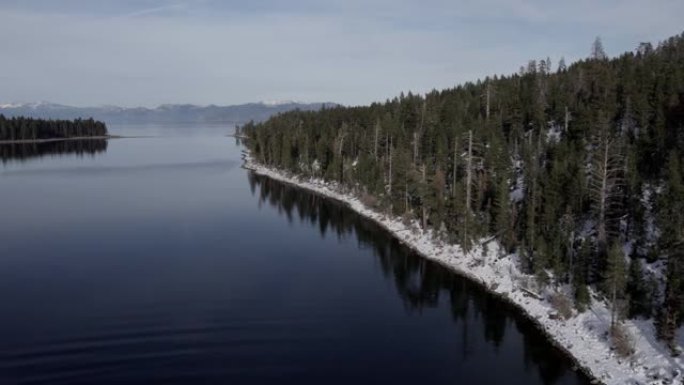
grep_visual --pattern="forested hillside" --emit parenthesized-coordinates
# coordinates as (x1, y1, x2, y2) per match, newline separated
(0, 115, 108, 141)
(243, 33, 684, 350)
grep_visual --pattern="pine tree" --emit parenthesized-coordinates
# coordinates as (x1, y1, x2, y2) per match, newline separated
(589, 113, 625, 254)
(591, 36, 608, 60)
(626, 257, 656, 318)
(656, 152, 684, 351)
(605, 243, 627, 327)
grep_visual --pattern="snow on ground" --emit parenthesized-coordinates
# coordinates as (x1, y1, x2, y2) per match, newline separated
(243, 153, 684, 385)
(547, 123, 563, 143)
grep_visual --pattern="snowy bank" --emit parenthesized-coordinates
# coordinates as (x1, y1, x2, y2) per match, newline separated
(243, 154, 683, 385)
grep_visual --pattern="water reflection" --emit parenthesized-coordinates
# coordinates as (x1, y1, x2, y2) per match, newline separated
(1, 159, 238, 177)
(247, 172, 589, 385)
(0, 139, 108, 163)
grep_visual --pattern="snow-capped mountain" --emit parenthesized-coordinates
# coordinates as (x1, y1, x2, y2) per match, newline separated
(0, 101, 338, 124)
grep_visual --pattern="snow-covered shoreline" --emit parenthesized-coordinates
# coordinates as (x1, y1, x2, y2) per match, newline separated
(243, 154, 683, 385)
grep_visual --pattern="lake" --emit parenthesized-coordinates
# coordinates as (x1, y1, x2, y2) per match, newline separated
(0, 124, 591, 384)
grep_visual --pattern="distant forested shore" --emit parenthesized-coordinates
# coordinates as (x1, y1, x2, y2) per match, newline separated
(0, 115, 108, 141)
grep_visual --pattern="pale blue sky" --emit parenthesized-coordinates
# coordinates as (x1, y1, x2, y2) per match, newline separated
(0, 0, 682, 107)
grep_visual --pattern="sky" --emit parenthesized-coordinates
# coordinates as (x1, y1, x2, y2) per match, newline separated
(0, 0, 682, 108)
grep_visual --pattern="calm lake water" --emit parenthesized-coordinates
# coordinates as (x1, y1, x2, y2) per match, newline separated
(0, 124, 591, 385)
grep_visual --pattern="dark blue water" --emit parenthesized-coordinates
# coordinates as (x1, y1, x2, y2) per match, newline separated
(0, 125, 591, 385)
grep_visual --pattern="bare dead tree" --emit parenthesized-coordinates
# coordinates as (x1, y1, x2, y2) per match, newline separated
(420, 163, 428, 229)
(335, 124, 348, 183)
(373, 119, 380, 161)
(336, 124, 347, 157)
(413, 131, 419, 165)
(387, 135, 393, 197)
(589, 125, 625, 253)
(460, 130, 485, 251)
(452, 135, 459, 198)
(466, 130, 474, 216)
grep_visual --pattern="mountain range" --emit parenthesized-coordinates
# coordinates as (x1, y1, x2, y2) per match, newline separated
(0, 101, 337, 124)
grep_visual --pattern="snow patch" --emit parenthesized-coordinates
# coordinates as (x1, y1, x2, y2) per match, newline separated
(261, 100, 299, 106)
(0, 103, 23, 109)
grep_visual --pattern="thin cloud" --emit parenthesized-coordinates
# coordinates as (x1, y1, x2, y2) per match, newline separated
(118, 2, 189, 18)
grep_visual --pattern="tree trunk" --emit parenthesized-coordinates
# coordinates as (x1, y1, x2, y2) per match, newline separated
(413, 131, 419, 165)
(486, 85, 490, 121)
(611, 281, 617, 328)
(453, 136, 459, 198)
(405, 180, 409, 213)
(421, 163, 428, 229)
(388, 136, 392, 197)
(598, 142, 609, 249)
(374, 121, 379, 160)
(466, 130, 473, 214)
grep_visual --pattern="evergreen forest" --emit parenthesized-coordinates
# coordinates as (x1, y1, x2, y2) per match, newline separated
(0, 115, 108, 141)
(243, 33, 684, 350)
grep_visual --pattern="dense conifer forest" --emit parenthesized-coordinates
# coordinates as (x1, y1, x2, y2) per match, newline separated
(243, 33, 684, 349)
(0, 115, 108, 141)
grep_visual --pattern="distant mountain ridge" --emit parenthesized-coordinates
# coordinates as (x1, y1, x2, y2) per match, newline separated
(0, 101, 338, 124)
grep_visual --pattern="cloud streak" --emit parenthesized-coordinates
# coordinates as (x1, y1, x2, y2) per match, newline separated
(118, 2, 190, 18)
(0, 1, 681, 107)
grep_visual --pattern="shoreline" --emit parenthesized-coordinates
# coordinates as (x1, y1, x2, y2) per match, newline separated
(242, 153, 683, 385)
(0, 135, 135, 144)
(225, 134, 249, 139)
